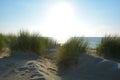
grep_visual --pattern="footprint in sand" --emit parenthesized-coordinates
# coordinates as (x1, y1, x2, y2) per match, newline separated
(15, 61, 46, 80)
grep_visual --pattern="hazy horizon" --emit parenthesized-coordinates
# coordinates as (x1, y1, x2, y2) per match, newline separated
(0, 0, 120, 43)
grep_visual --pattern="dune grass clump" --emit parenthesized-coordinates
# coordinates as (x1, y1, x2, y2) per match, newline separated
(96, 35, 120, 59)
(44, 37, 59, 49)
(42, 37, 60, 59)
(9, 31, 46, 56)
(56, 37, 88, 68)
(10, 31, 30, 51)
(0, 33, 6, 50)
(4, 34, 17, 45)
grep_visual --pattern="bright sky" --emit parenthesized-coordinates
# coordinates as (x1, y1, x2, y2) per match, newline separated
(0, 0, 120, 43)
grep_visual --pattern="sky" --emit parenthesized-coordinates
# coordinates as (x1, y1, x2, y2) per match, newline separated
(0, 0, 120, 43)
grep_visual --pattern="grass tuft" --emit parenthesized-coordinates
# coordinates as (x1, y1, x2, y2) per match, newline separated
(9, 31, 46, 56)
(0, 33, 6, 50)
(96, 35, 120, 59)
(56, 37, 88, 68)
(9, 31, 57, 56)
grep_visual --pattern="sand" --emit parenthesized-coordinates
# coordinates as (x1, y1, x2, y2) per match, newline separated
(0, 51, 120, 80)
(0, 51, 61, 80)
(59, 53, 120, 80)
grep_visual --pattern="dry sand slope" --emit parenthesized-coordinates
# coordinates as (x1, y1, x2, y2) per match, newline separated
(0, 51, 120, 80)
(0, 51, 61, 80)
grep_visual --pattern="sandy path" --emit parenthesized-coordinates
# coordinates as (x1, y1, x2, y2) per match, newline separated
(59, 53, 120, 80)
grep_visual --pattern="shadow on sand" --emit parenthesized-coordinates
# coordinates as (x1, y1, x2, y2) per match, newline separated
(58, 53, 120, 80)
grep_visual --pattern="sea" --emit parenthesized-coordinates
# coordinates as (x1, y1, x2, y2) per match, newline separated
(85, 37, 102, 49)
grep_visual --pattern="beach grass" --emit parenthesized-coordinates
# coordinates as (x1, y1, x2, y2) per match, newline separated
(56, 37, 88, 68)
(0, 33, 6, 50)
(4, 33, 17, 45)
(8, 30, 59, 57)
(9, 31, 46, 56)
(44, 37, 59, 49)
(96, 35, 120, 59)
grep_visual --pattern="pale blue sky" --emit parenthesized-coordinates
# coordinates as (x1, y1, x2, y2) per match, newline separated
(0, 0, 120, 42)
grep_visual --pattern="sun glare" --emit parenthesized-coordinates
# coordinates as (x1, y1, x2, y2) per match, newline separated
(46, 2, 75, 24)
(31, 2, 95, 43)
(42, 2, 78, 43)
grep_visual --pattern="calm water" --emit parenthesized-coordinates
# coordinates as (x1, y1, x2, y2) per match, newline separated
(85, 37, 102, 49)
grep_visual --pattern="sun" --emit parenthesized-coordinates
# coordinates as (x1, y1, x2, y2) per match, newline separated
(41, 2, 76, 43)
(46, 2, 75, 25)
(41, 1, 92, 43)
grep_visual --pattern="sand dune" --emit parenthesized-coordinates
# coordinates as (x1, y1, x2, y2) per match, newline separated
(0, 51, 61, 80)
(0, 51, 120, 80)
